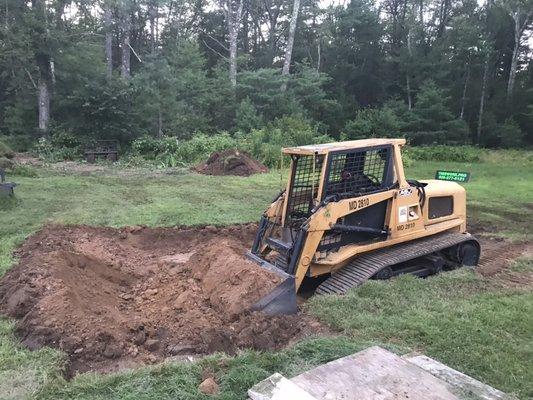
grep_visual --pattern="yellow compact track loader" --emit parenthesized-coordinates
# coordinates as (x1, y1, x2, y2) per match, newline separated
(248, 138, 480, 314)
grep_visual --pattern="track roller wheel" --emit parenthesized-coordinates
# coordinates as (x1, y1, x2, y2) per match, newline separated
(374, 266, 393, 280)
(423, 254, 445, 274)
(456, 241, 480, 266)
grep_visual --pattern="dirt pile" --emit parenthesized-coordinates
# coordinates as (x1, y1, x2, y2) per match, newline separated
(0, 224, 311, 375)
(193, 149, 268, 176)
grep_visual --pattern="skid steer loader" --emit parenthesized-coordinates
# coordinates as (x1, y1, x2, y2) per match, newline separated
(248, 138, 480, 315)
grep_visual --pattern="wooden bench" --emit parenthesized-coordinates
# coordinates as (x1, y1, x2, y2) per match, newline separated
(84, 140, 119, 163)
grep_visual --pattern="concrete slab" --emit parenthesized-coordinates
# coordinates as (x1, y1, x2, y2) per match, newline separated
(248, 346, 513, 400)
(291, 346, 457, 400)
(248, 373, 318, 400)
(404, 354, 516, 400)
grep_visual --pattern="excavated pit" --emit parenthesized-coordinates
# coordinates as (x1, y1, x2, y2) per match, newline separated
(0, 224, 315, 375)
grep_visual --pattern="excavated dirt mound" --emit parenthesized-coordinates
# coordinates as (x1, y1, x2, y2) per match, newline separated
(193, 149, 268, 176)
(0, 224, 314, 375)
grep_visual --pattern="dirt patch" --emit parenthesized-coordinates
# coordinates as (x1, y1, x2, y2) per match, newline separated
(476, 236, 532, 288)
(0, 224, 315, 375)
(13, 153, 42, 166)
(193, 149, 268, 177)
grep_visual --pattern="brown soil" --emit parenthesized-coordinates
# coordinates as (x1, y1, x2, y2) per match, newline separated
(13, 153, 42, 166)
(475, 235, 532, 288)
(193, 149, 268, 176)
(0, 224, 315, 375)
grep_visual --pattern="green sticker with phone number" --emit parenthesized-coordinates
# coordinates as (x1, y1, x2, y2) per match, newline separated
(435, 170, 470, 182)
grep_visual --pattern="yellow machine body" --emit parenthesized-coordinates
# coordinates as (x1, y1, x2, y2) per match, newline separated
(249, 138, 479, 314)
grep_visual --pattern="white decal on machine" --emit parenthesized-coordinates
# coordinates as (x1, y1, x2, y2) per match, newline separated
(398, 206, 408, 223)
(399, 188, 412, 196)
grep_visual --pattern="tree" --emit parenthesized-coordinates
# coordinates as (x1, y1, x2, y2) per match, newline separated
(499, 0, 533, 98)
(0, 0, 530, 147)
(120, 0, 132, 80)
(219, 0, 244, 87)
(406, 80, 470, 144)
(477, 0, 495, 144)
(344, 106, 404, 139)
(31, 0, 54, 133)
(281, 0, 301, 91)
(103, 0, 114, 79)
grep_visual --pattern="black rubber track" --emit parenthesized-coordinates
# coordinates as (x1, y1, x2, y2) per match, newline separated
(315, 232, 479, 295)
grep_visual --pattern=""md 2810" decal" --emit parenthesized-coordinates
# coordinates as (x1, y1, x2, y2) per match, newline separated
(396, 222, 415, 231)
(349, 197, 370, 211)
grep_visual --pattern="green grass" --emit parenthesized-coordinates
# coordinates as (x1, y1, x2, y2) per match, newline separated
(0, 169, 282, 276)
(308, 270, 533, 399)
(407, 158, 533, 240)
(0, 320, 65, 400)
(0, 150, 532, 399)
(36, 338, 399, 400)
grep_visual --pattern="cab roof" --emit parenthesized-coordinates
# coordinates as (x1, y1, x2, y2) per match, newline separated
(282, 138, 406, 155)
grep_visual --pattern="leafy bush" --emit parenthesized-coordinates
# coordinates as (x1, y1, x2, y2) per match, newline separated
(31, 127, 85, 162)
(235, 98, 263, 133)
(130, 134, 238, 166)
(156, 153, 186, 168)
(131, 136, 180, 159)
(407, 131, 448, 145)
(10, 164, 38, 177)
(401, 151, 413, 167)
(174, 133, 239, 164)
(498, 118, 524, 148)
(0, 157, 15, 169)
(33, 137, 82, 162)
(0, 140, 14, 159)
(243, 116, 332, 167)
(0, 135, 33, 153)
(344, 106, 404, 139)
(116, 154, 155, 168)
(404, 145, 484, 163)
(50, 128, 82, 149)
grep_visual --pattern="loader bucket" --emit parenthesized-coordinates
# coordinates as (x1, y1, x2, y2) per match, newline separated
(246, 252, 298, 315)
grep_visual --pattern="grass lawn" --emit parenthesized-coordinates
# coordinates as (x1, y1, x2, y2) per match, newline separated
(0, 150, 532, 399)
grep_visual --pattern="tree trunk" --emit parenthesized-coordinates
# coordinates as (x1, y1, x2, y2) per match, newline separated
(242, 10, 249, 54)
(155, 3, 159, 44)
(316, 40, 321, 75)
(149, 0, 156, 53)
(104, 1, 113, 79)
(38, 76, 50, 132)
(121, 8, 131, 80)
(406, 74, 412, 110)
(437, 0, 450, 38)
(507, 10, 520, 98)
(157, 106, 163, 138)
(477, 53, 490, 144)
(460, 63, 470, 119)
(281, 0, 301, 91)
(419, 0, 424, 43)
(506, 8, 531, 98)
(4, 0, 7, 30)
(32, 0, 52, 133)
(266, 8, 280, 66)
(224, 0, 243, 88)
(405, 27, 413, 110)
(228, 25, 238, 87)
(477, 0, 494, 144)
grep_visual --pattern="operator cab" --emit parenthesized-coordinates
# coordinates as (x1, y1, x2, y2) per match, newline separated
(282, 139, 400, 229)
